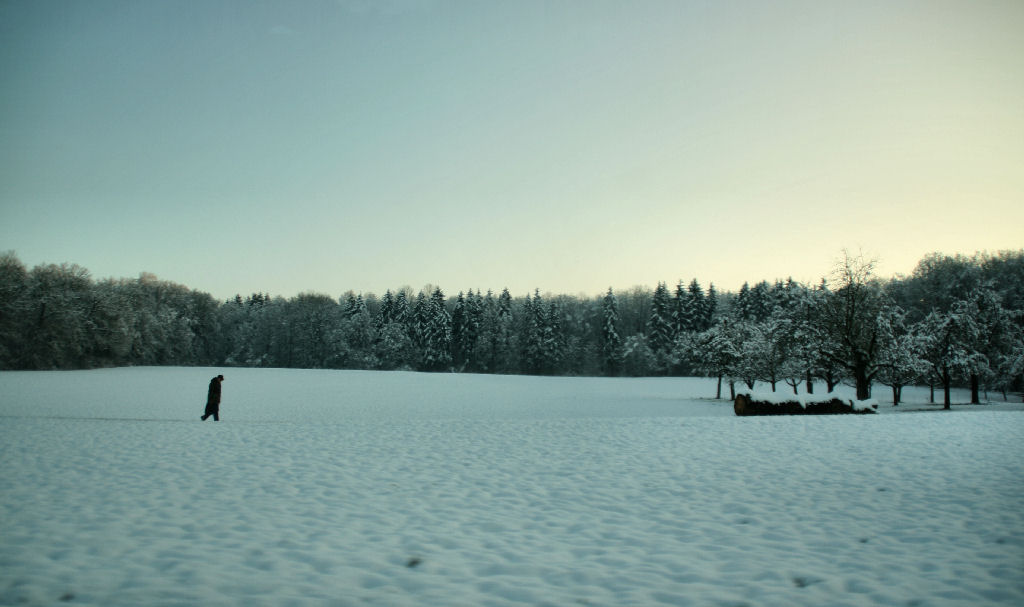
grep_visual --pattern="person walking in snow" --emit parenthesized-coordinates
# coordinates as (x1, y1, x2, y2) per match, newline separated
(201, 375, 224, 421)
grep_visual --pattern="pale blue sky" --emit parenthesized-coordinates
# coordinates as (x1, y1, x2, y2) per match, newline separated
(2, 0, 1022, 300)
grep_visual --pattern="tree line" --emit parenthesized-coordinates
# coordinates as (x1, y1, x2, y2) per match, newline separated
(1, 250, 1021, 405)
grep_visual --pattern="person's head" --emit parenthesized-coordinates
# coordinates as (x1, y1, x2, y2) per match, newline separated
(217, 374, 224, 381)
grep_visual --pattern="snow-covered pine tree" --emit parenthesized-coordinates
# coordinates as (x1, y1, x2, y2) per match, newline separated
(410, 291, 428, 349)
(601, 287, 623, 376)
(705, 283, 718, 330)
(688, 278, 708, 332)
(451, 290, 482, 371)
(420, 287, 452, 371)
(342, 292, 360, 319)
(521, 290, 544, 374)
(493, 288, 516, 373)
(472, 290, 498, 373)
(541, 299, 564, 374)
(465, 289, 483, 369)
(749, 281, 772, 323)
(451, 291, 468, 369)
(376, 289, 395, 331)
(672, 280, 690, 335)
(621, 334, 656, 376)
(392, 290, 410, 326)
(736, 282, 752, 321)
(647, 282, 674, 369)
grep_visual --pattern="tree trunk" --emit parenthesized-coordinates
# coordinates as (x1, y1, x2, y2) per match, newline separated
(806, 371, 814, 395)
(716, 375, 722, 400)
(854, 364, 871, 401)
(891, 384, 899, 406)
(970, 374, 980, 404)
(729, 381, 736, 400)
(824, 371, 839, 393)
(943, 368, 952, 410)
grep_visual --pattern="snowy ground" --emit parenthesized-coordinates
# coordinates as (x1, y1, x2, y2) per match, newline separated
(1, 368, 1022, 607)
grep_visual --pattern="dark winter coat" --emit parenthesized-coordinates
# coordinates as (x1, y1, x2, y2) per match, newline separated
(205, 377, 222, 413)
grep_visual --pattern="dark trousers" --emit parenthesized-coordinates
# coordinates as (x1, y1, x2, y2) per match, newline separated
(202, 404, 219, 421)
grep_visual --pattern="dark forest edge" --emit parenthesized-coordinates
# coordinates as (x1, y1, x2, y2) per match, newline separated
(1, 250, 1022, 408)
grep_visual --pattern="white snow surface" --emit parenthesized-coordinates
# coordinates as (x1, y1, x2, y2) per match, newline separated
(1, 368, 1023, 607)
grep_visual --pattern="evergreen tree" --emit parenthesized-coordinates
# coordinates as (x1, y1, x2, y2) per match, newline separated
(521, 291, 544, 374)
(376, 290, 395, 330)
(621, 334, 656, 376)
(688, 279, 708, 332)
(464, 290, 483, 369)
(451, 292, 469, 369)
(541, 300, 564, 374)
(601, 287, 623, 376)
(672, 280, 689, 335)
(736, 282, 752, 320)
(473, 290, 499, 373)
(410, 291, 428, 349)
(749, 281, 771, 322)
(705, 283, 718, 329)
(420, 287, 452, 371)
(646, 282, 674, 367)
(392, 290, 410, 329)
(342, 292, 360, 319)
(495, 288, 516, 373)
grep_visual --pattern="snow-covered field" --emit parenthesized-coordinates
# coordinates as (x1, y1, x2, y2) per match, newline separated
(2, 368, 1022, 607)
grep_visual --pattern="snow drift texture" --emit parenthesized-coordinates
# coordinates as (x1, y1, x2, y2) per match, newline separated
(1, 368, 1022, 607)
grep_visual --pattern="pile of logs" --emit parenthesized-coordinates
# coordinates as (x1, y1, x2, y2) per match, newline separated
(734, 393, 877, 416)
